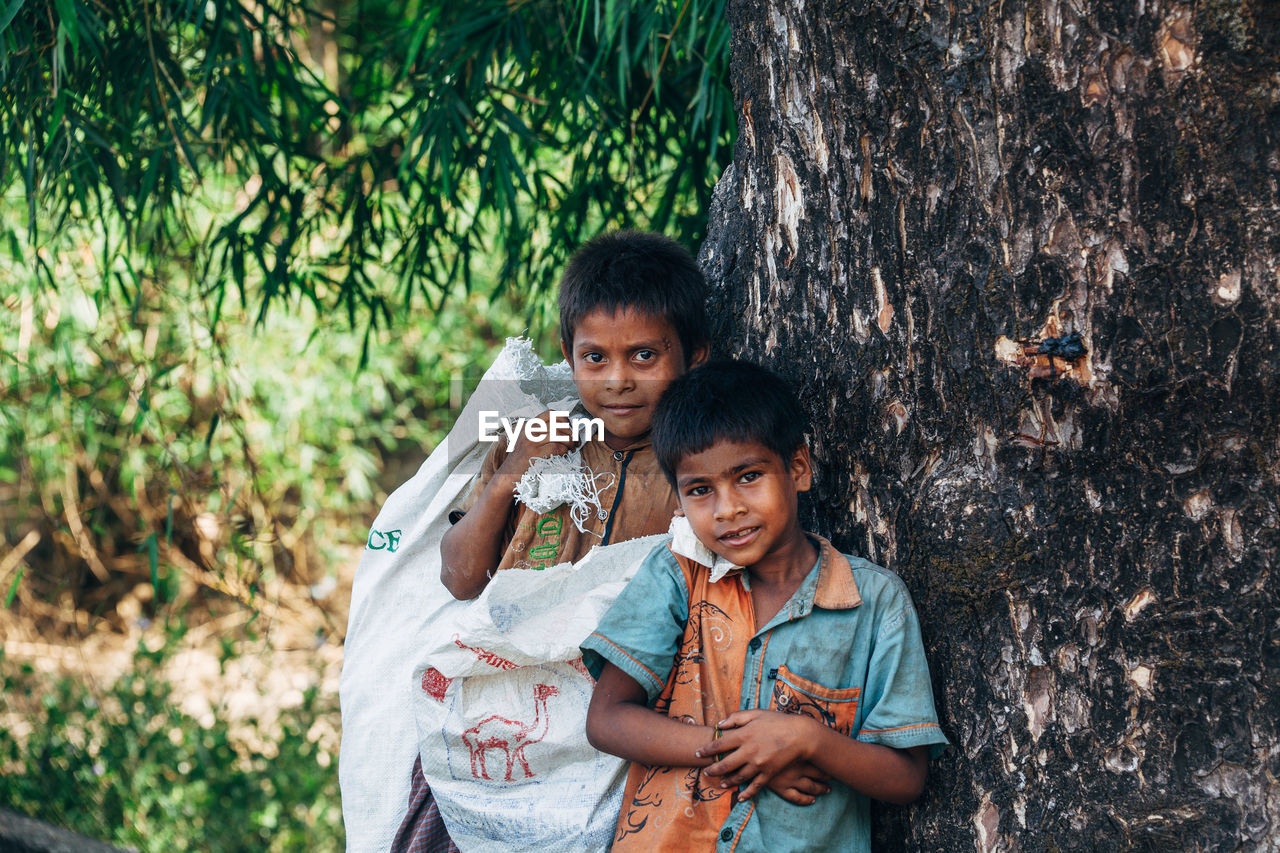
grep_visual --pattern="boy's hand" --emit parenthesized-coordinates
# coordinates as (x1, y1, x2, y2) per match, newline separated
(495, 410, 577, 480)
(695, 709, 822, 801)
(440, 409, 577, 599)
(764, 760, 830, 806)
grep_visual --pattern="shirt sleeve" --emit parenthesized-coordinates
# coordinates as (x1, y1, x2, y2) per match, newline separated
(856, 582, 949, 758)
(580, 542, 689, 703)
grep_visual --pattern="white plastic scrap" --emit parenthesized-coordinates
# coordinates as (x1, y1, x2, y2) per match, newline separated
(514, 450, 616, 534)
(667, 515, 742, 583)
(489, 336, 574, 393)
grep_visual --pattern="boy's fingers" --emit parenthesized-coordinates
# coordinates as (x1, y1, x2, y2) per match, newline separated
(722, 764, 762, 788)
(520, 439, 575, 463)
(777, 788, 818, 806)
(796, 777, 829, 796)
(737, 772, 771, 799)
(695, 727, 746, 760)
(717, 710, 759, 729)
(703, 754, 744, 777)
(513, 412, 579, 453)
(706, 755, 754, 784)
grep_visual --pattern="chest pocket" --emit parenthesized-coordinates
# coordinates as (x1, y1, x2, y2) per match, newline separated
(771, 665, 860, 737)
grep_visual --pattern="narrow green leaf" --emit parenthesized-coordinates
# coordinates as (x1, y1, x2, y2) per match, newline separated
(0, 0, 25, 35)
(4, 567, 22, 608)
(52, 0, 78, 52)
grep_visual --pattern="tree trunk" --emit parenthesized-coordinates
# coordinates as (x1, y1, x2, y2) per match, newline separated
(701, 1, 1279, 849)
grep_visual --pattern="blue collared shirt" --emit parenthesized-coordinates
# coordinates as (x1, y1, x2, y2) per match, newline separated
(582, 535, 948, 853)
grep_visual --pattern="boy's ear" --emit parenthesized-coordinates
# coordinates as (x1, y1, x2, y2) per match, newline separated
(561, 338, 573, 365)
(687, 342, 710, 369)
(790, 444, 813, 492)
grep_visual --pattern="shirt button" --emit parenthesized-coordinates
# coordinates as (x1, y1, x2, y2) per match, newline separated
(613, 450, 624, 461)
(721, 828, 733, 842)
(749, 637, 761, 652)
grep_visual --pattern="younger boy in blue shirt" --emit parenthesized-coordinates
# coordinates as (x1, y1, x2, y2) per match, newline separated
(582, 360, 947, 852)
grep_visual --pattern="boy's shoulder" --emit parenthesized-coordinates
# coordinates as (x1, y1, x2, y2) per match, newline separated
(837, 552, 924, 638)
(648, 536, 916, 603)
(626, 537, 725, 606)
(844, 554, 912, 598)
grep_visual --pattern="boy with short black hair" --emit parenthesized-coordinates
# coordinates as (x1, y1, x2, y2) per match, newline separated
(391, 230, 709, 851)
(438, 229, 709, 600)
(582, 360, 947, 852)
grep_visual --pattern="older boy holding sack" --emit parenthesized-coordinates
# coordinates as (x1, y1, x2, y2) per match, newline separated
(583, 361, 948, 852)
(438, 230, 710, 599)
(391, 230, 709, 851)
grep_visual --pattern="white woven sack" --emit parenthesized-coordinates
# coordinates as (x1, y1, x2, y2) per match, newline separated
(339, 339, 577, 853)
(410, 534, 663, 852)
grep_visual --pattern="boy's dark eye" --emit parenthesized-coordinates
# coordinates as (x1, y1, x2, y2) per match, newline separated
(634, 349, 656, 362)
(581, 352, 605, 364)
(686, 485, 710, 497)
(740, 471, 762, 483)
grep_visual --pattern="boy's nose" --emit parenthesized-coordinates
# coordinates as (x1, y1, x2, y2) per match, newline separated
(603, 363, 635, 391)
(713, 492, 745, 520)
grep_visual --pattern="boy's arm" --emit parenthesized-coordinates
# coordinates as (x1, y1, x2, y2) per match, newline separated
(589, 667, 833, 807)
(440, 410, 575, 599)
(585, 662, 717, 768)
(696, 709, 929, 804)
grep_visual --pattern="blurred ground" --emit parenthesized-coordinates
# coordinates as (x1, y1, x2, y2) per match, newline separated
(0, 542, 359, 761)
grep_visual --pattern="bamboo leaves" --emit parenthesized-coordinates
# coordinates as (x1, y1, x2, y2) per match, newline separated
(1, 0, 732, 324)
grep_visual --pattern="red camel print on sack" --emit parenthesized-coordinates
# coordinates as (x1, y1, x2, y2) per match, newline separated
(461, 683, 559, 781)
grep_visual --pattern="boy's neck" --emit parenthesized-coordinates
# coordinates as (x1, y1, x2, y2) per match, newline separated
(745, 526, 817, 631)
(746, 525, 818, 590)
(603, 430, 650, 452)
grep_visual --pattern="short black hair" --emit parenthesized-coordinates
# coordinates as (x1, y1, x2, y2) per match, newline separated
(651, 359, 808, 485)
(559, 230, 709, 363)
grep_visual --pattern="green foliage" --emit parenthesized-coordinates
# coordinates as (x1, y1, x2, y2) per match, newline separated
(1, 0, 733, 321)
(0, 640, 342, 852)
(0, 3, 729, 841)
(0, 0, 729, 608)
(0, 222, 531, 610)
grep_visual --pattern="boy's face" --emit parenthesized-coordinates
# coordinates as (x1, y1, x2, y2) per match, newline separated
(562, 307, 706, 451)
(674, 440, 813, 573)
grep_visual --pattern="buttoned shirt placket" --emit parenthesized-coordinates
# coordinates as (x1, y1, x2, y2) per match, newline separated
(715, 558, 834, 852)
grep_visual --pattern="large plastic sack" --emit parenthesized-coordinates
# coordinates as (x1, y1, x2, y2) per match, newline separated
(409, 534, 664, 852)
(340, 339, 577, 853)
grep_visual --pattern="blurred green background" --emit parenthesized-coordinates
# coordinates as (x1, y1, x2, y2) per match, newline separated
(0, 1, 730, 849)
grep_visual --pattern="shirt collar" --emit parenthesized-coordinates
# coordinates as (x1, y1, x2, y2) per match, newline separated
(809, 534, 862, 610)
(747, 534, 861, 628)
(668, 521, 862, 610)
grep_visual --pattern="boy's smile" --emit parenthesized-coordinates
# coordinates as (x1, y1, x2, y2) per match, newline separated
(675, 440, 815, 579)
(563, 308, 704, 451)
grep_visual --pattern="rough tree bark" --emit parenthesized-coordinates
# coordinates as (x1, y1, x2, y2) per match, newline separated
(700, 1, 1279, 850)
